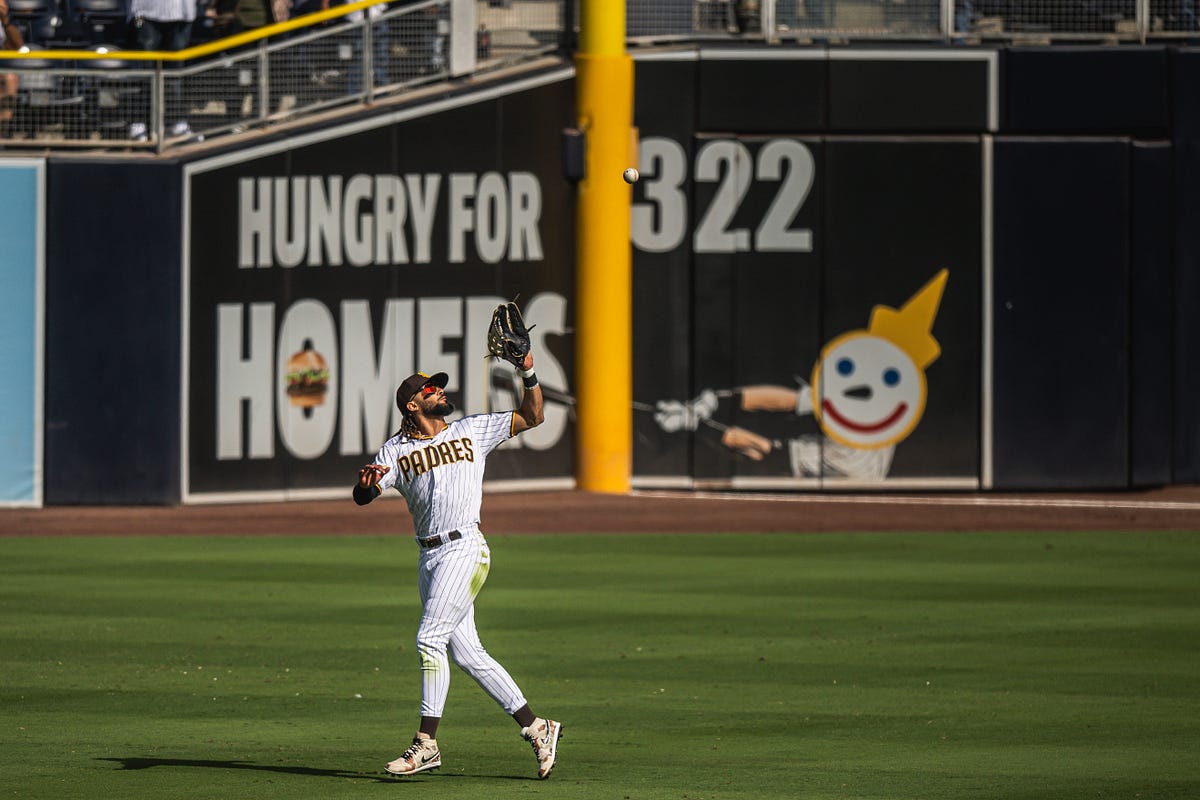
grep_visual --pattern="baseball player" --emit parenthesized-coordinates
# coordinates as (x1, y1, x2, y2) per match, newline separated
(352, 342, 563, 779)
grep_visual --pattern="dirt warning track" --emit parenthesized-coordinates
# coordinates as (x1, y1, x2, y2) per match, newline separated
(3, 486, 1200, 536)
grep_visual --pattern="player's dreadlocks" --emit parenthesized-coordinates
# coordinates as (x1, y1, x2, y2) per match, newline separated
(399, 407, 422, 439)
(396, 383, 427, 440)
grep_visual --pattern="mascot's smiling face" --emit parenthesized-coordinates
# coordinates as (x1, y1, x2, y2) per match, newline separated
(812, 332, 925, 449)
(811, 269, 949, 451)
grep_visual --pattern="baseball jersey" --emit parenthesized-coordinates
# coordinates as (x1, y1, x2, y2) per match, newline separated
(371, 411, 516, 538)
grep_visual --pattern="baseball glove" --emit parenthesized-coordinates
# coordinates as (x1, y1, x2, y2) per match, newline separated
(487, 301, 534, 369)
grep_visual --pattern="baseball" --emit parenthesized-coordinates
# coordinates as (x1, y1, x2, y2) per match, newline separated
(623, 168, 639, 184)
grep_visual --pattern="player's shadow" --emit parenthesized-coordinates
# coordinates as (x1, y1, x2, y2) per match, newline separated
(98, 756, 533, 781)
(98, 757, 395, 783)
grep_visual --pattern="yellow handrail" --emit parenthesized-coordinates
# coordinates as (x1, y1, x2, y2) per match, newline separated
(0, 0, 405, 61)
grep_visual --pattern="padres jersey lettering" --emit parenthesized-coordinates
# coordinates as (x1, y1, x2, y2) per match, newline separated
(371, 412, 514, 538)
(397, 436, 477, 483)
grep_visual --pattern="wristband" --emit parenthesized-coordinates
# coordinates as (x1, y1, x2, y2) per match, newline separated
(522, 372, 539, 389)
(352, 482, 381, 506)
(520, 366, 536, 378)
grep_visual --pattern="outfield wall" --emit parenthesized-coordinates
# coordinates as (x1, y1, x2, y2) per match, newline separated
(15, 45, 1200, 504)
(0, 160, 45, 508)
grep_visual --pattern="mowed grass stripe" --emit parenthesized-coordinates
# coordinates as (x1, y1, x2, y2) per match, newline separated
(1, 531, 1198, 800)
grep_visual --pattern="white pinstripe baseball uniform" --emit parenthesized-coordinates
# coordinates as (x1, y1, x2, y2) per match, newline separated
(369, 411, 528, 718)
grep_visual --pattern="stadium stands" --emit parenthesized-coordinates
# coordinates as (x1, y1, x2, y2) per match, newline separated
(1, 0, 1197, 150)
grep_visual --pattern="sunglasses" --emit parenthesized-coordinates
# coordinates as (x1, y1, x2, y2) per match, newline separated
(418, 384, 439, 396)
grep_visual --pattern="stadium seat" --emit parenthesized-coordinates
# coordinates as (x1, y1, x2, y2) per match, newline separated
(67, 0, 130, 46)
(5, 0, 56, 16)
(4, 0, 66, 45)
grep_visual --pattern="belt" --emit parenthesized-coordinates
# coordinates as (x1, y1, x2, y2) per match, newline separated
(417, 530, 463, 549)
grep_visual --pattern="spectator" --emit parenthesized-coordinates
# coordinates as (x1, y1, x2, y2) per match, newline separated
(1, 0, 23, 45)
(131, 0, 197, 51)
(228, 0, 289, 34)
(345, 0, 390, 94)
(128, 0, 196, 139)
(289, 0, 328, 20)
(0, 0, 21, 138)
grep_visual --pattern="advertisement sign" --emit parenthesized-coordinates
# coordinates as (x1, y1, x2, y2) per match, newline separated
(0, 159, 44, 507)
(184, 73, 576, 501)
(631, 52, 987, 488)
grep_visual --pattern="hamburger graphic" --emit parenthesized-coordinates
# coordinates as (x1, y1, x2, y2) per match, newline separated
(286, 339, 330, 410)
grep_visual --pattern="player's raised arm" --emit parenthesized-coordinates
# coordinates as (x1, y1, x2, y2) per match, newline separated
(487, 300, 544, 435)
(512, 352, 544, 435)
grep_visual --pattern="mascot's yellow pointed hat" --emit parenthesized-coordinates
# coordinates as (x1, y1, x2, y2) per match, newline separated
(866, 269, 949, 369)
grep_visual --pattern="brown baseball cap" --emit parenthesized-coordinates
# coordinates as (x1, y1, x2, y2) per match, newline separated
(395, 371, 449, 410)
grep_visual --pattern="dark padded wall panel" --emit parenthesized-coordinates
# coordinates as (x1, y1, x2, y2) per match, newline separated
(694, 53, 993, 135)
(631, 57, 699, 477)
(1170, 50, 1200, 482)
(1171, 48, 1200, 141)
(1002, 47, 1169, 136)
(1130, 142, 1173, 487)
(44, 160, 182, 504)
(1173, 138, 1200, 482)
(828, 57, 992, 132)
(686, 134, 825, 483)
(991, 139, 1130, 489)
(823, 139, 983, 480)
(695, 55, 827, 133)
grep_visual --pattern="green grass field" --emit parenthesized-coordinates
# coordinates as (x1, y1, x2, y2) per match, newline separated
(2, 531, 1199, 800)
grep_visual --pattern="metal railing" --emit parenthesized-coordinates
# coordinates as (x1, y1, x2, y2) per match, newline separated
(625, 0, 1196, 41)
(0, 0, 562, 150)
(1, 0, 1195, 152)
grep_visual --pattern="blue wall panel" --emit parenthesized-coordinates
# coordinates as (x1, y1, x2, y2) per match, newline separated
(0, 160, 44, 506)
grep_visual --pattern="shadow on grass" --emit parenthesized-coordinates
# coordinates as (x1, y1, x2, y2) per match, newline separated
(99, 757, 394, 782)
(97, 757, 533, 782)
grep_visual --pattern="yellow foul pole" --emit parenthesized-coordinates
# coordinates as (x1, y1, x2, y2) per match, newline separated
(575, 0, 634, 493)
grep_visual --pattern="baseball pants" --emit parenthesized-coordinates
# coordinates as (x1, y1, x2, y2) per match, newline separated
(415, 533, 527, 718)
